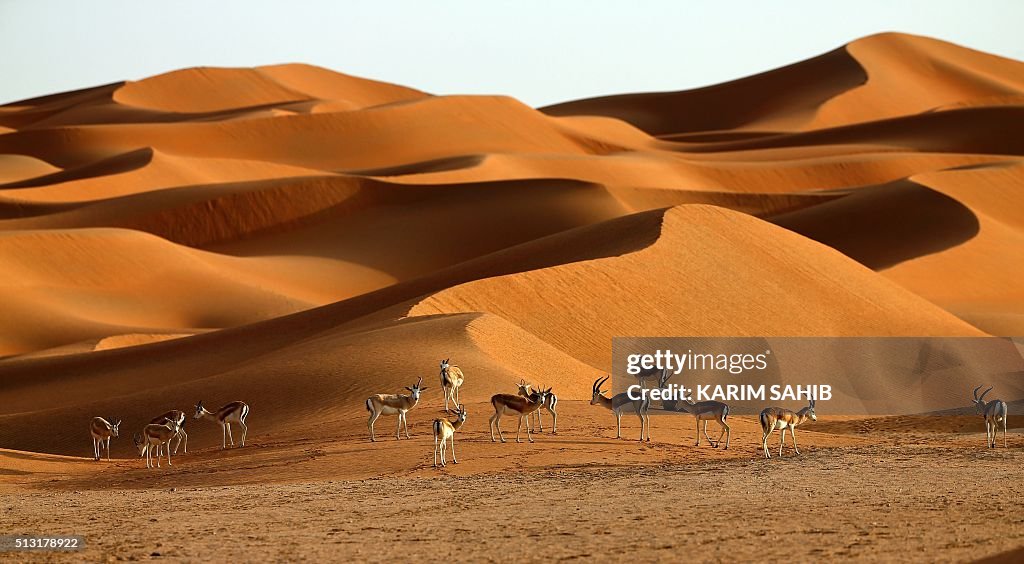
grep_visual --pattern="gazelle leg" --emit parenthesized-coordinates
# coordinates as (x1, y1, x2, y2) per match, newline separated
(239, 420, 248, 446)
(434, 435, 440, 467)
(762, 430, 771, 458)
(167, 443, 172, 466)
(526, 416, 534, 443)
(396, 414, 403, 440)
(226, 423, 235, 446)
(703, 420, 717, 447)
(717, 420, 730, 450)
(551, 406, 558, 434)
(92, 438, 98, 461)
(489, 413, 497, 442)
(615, 412, 622, 439)
(791, 427, 800, 455)
(451, 436, 457, 464)
(106, 437, 111, 461)
(779, 428, 786, 457)
(368, 410, 379, 442)
(516, 416, 523, 443)
(182, 429, 188, 454)
(403, 413, 411, 439)
(493, 412, 506, 443)
(1004, 418, 1008, 448)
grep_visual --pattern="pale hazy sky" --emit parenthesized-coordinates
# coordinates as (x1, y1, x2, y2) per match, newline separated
(1, 0, 1021, 107)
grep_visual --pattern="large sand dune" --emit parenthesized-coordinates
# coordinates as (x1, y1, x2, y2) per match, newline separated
(1, 30, 1023, 561)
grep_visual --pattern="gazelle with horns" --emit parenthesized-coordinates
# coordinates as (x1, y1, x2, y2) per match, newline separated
(89, 417, 120, 461)
(657, 369, 730, 449)
(439, 358, 464, 414)
(149, 410, 188, 455)
(133, 418, 182, 468)
(515, 380, 558, 434)
(489, 387, 549, 443)
(194, 401, 250, 449)
(366, 377, 428, 442)
(432, 404, 467, 467)
(760, 399, 816, 459)
(972, 385, 1008, 448)
(590, 376, 652, 441)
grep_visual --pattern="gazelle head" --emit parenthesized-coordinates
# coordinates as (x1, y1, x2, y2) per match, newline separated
(807, 399, 817, 421)
(455, 404, 468, 424)
(405, 376, 428, 400)
(132, 432, 147, 457)
(440, 358, 450, 375)
(972, 385, 994, 413)
(194, 401, 207, 419)
(591, 376, 610, 404)
(657, 368, 671, 389)
(516, 379, 532, 396)
(109, 418, 121, 437)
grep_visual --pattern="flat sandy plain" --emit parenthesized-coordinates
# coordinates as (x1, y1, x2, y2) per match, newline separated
(2, 31, 1024, 561)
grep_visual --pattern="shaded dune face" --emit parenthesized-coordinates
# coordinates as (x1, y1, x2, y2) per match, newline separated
(1, 32, 1023, 456)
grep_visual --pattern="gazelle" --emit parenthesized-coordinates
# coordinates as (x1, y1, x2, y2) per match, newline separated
(366, 377, 428, 442)
(439, 358, 464, 413)
(515, 381, 559, 434)
(657, 370, 730, 449)
(590, 375, 652, 441)
(489, 387, 549, 443)
(433, 404, 468, 468)
(194, 401, 250, 449)
(89, 417, 120, 461)
(133, 419, 181, 468)
(760, 399, 816, 459)
(150, 410, 188, 454)
(972, 385, 1008, 448)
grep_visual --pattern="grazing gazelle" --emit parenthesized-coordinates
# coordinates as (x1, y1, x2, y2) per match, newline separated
(150, 410, 188, 454)
(133, 418, 182, 468)
(439, 358, 465, 414)
(590, 375, 652, 441)
(433, 404, 468, 468)
(515, 381, 559, 434)
(657, 370, 730, 449)
(194, 401, 250, 449)
(89, 417, 120, 461)
(760, 399, 816, 459)
(489, 387, 549, 443)
(972, 385, 1008, 448)
(366, 377, 428, 442)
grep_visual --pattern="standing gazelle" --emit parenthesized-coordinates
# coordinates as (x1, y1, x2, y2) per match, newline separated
(760, 399, 816, 459)
(439, 359, 464, 414)
(89, 417, 120, 461)
(972, 385, 1008, 448)
(133, 418, 182, 468)
(657, 370, 730, 449)
(366, 377, 428, 442)
(433, 404, 468, 467)
(194, 401, 250, 449)
(490, 388, 549, 443)
(150, 410, 188, 454)
(590, 376, 652, 441)
(515, 381, 559, 434)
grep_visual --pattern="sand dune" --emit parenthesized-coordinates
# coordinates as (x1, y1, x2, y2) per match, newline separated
(0, 31, 1021, 484)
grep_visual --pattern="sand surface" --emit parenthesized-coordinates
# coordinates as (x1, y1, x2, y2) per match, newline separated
(2, 31, 1024, 561)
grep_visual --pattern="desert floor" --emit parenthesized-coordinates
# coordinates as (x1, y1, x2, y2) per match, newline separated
(2, 404, 1023, 562)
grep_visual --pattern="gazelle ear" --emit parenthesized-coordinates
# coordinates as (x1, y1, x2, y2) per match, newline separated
(405, 387, 413, 391)
(420, 387, 429, 392)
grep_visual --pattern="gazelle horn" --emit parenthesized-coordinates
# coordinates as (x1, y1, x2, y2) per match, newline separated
(979, 387, 993, 401)
(973, 385, 983, 400)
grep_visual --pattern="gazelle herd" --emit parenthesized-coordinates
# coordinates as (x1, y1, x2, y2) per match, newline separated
(85, 357, 1013, 473)
(90, 401, 249, 469)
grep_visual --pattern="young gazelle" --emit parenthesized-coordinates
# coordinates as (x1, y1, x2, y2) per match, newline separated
(150, 410, 188, 454)
(439, 359, 465, 414)
(657, 370, 730, 449)
(489, 388, 549, 443)
(972, 385, 1008, 448)
(590, 376, 652, 441)
(366, 377, 428, 442)
(433, 404, 468, 468)
(89, 417, 120, 461)
(133, 419, 182, 468)
(194, 401, 250, 449)
(515, 381, 558, 434)
(760, 399, 816, 459)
